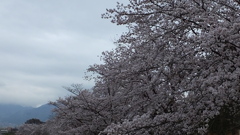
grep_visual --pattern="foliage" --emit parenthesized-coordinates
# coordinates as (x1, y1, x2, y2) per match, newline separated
(25, 118, 44, 125)
(97, 0, 239, 134)
(17, 0, 240, 134)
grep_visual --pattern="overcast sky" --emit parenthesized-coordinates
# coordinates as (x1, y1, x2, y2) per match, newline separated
(0, 0, 128, 107)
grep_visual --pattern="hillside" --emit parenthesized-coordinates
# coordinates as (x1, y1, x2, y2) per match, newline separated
(0, 104, 55, 127)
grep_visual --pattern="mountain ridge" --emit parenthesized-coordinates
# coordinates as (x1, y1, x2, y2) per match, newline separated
(0, 103, 55, 127)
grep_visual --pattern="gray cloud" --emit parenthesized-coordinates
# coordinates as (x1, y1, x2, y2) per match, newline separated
(0, 0, 128, 107)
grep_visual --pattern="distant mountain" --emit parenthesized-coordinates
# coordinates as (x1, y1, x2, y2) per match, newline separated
(0, 104, 55, 127)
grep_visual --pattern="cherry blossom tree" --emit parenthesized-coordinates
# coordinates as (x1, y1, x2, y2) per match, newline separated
(43, 84, 128, 135)
(18, 0, 239, 134)
(16, 122, 47, 135)
(88, 0, 240, 134)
